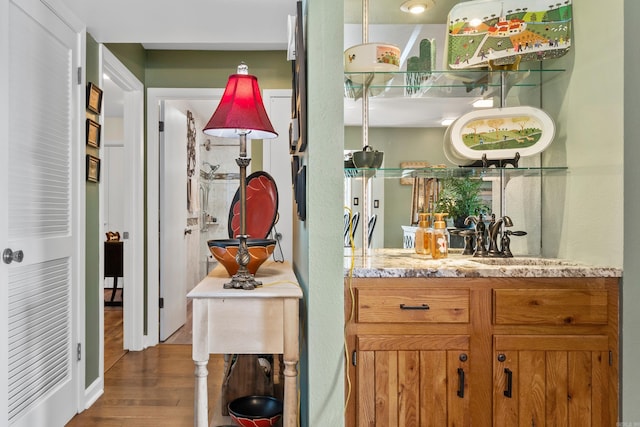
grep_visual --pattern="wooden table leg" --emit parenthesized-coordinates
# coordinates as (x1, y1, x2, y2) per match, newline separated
(192, 299, 210, 427)
(194, 360, 209, 427)
(283, 298, 299, 427)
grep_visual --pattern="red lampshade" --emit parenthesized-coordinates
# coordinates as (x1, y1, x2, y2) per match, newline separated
(203, 70, 278, 139)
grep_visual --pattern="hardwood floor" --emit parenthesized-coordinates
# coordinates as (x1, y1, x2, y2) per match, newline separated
(104, 307, 127, 372)
(66, 299, 223, 426)
(66, 345, 224, 427)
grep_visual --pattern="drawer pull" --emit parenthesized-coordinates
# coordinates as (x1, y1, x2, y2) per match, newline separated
(399, 303, 430, 310)
(457, 368, 465, 398)
(504, 368, 513, 398)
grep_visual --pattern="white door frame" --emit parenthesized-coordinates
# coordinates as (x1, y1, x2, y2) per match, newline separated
(146, 88, 224, 347)
(100, 46, 145, 353)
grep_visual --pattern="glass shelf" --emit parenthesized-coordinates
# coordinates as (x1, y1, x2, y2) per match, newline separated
(344, 68, 565, 99)
(344, 166, 567, 179)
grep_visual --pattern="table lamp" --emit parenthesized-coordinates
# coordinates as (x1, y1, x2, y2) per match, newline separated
(203, 62, 278, 289)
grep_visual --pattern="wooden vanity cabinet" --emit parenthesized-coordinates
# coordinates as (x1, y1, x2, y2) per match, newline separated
(344, 277, 619, 427)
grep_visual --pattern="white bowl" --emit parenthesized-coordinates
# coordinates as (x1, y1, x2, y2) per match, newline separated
(345, 43, 401, 85)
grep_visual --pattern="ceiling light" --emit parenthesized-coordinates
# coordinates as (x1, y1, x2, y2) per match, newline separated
(400, 0, 435, 14)
(473, 99, 494, 108)
(441, 118, 455, 126)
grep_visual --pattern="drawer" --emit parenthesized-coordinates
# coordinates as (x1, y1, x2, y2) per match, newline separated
(356, 288, 469, 323)
(493, 289, 608, 325)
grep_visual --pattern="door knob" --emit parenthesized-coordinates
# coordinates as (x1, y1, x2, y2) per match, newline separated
(184, 228, 192, 236)
(3, 248, 24, 264)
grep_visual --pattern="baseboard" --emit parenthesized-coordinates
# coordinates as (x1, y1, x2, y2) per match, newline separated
(83, 376, 104, 410)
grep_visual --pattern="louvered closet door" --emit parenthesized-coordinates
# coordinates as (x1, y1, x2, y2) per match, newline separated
(2, 0, 80, 425)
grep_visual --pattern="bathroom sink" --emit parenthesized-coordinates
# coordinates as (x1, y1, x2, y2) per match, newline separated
(468, 257, 582, 267)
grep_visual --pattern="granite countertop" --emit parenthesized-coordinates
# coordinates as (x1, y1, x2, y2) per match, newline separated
(344, 248, 622, 278)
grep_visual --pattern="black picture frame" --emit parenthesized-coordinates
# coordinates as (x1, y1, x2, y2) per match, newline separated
(86, 118, 101, 148)
(86, 82, 103, 114)
(291, 1, 307, 153)
(291, 155, 299, 187)
(86, 154, 101, 183)
(295, 165, 306, 221)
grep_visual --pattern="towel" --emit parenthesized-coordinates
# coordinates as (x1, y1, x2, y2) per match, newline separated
(188, 177, 199, 214)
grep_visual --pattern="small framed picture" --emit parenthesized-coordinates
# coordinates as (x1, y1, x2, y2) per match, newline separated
(290, 154, 299, 187)
(86, 118, 101, 148)
(86, 82, 103, 114)
(86, 154, 101, 183)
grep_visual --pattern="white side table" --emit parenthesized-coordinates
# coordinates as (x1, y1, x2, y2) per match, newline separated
(188, 261, 303, 427)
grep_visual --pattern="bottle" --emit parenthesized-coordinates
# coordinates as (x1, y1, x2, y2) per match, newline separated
(414, 213, 431, 255)
(431, 213, 450, 259)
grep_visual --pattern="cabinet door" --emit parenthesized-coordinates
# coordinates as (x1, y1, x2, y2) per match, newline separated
(493, 335, 612, 427)
(356, 335, 469, 427)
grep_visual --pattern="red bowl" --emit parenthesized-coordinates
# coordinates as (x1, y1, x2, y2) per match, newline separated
(228, 395, 283, 427)
(208, 239, 276, 276)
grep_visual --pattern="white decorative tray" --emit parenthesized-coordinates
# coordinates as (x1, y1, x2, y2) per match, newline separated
(448, 106, 555, 161)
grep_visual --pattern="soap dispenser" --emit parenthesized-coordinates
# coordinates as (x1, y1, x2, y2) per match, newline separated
(414, 213, 432, 255)
(431, 213, 450, 259)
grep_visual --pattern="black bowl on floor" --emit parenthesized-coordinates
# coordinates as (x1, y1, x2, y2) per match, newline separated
(227, 395, 283, 427)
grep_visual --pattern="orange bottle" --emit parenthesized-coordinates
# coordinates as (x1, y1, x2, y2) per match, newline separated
(414, 213, 431, 255)
(430, 213, 449, 259)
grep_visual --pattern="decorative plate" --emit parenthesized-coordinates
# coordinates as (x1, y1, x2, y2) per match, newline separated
(445, 0, 572, 70)
(228, 171, 279, 239)
(449, 106, 555, 160)
(443, 118, 475, 166)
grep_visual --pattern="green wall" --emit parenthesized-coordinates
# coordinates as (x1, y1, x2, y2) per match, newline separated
(85, 34, 100, 388)
(541, 4, 623, 267)
(104, 43, 146, 83)
(145, 50, 291, 89)
(623, 2, 640, 422)
(301, 0, 346, 424)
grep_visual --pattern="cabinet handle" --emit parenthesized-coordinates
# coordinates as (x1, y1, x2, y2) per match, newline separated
(504, 368, 513, 398)
(399, 303, 430, 310)
(457, 368, 465, 398)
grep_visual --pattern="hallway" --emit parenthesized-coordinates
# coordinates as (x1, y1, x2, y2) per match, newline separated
(66, 300, 222, 426)
(66, 345, 224, 427)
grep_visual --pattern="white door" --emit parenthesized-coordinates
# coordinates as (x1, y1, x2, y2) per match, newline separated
(1, 0, 81, 425)
(263, 91, 293, 262)
(159, 101, 188, 341)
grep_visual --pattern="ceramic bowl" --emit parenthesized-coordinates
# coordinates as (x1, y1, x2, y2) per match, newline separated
(227, 395, 283, 427)
(352, 146, 384, 169)
(207, 239, 276, 276)
(344, 42, 401, 85)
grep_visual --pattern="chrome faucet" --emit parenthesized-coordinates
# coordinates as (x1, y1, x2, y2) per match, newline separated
(487, 214, 513, 257)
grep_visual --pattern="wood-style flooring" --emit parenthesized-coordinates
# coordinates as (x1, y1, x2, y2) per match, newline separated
(66, 301, 224, 427)
(104, 306, 127, 372)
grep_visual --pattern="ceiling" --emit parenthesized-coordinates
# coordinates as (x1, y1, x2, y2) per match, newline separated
(59, 0, 461, 49)
(63, 0, 477, 127)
